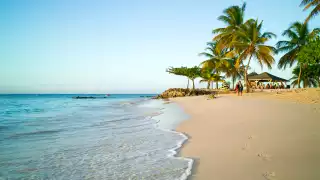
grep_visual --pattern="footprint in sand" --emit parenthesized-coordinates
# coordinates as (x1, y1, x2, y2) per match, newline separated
(242, 143, 250, 151)
(257, 153, 272, 161)
(242, 136, 255, 151)
(313, 107, 320, 113)
(262, 171, 276, 180)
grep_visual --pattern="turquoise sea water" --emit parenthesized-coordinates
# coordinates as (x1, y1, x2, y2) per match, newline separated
(0, 94, 192, 180)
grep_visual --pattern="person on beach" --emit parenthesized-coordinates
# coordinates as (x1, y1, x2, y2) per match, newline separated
(238, 81, 243, 96)
(235, 82, 239, 94)
(266, 83, 270, 89)
(235, 81, 243, 96)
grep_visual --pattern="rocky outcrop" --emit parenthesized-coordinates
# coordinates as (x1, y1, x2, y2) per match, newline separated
(155, 88, 220, 99)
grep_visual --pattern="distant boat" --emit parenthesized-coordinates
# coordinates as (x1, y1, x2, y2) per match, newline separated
(106, 94, 110, 96)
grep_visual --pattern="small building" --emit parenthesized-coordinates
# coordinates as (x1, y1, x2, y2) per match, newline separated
(248, 72, 289, 89)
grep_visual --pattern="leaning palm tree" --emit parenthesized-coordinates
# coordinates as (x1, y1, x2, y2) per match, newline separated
(291, 65, 318, 88)
(276, 22, 319, 87)
(212, 3, 247, 49)
(300, 0, 320, 23)
(229, 19, 277, 92)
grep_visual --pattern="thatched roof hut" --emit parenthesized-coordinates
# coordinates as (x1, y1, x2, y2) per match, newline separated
(248, 72, 258, 76)
(248, 72, 288, 82)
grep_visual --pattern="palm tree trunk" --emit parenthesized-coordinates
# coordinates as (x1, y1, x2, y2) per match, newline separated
(216, 82, 218, 89)
(211, 81, 214, 89)
(245, 55, 253, 93)
(192, 79, 195, 90)
(232, 76, 235, 89)
(297, 65, 302, 88)
(187, 78, 189, 89)
(207, 81, 210, 89)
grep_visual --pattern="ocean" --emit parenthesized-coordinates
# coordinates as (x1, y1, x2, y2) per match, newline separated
(0, 94, 192, 180)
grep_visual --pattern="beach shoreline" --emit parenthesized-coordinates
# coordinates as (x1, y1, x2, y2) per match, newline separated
(173, 89, 320, 180)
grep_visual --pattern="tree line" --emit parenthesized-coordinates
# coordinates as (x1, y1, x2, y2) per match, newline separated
(167, 0, 320, 91)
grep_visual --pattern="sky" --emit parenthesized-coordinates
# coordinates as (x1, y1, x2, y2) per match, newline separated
(0, 0, 319, 94)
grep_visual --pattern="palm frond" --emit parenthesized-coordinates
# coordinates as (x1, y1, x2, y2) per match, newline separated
(217, 15, 232, 25)
(261, 32, 277, 39)
(310, 28, 320, 37)
(276, 41, 295, 49)
(198, 52, 214, 58)
(300, 0, 317, 6)
(305, 4, 320, 22)
(212, 27, 227, 34)
(199, 79, 208, 83)
(277, 45, 297, 53)
(277, 49, 298, 69)
(241, 2, 247, 12)
(282, 29, 299, 39)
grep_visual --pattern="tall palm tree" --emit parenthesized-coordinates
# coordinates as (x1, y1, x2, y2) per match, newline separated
(291, 65, 318, 88)
(300, 0, 320, 23)
(199, 42, 231, 89)
(212, 3, 246, 49)
(229, 19, 277, 92)
(276, 22, 319, 87)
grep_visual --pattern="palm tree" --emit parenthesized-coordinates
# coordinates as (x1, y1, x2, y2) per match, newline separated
(200, 69, 225, 89)
(300, 0, 320, 23)
(276, 22, 319, 87)
(228, 19, 277, 92)
(212, 3, 246, 49)
(224, 59, 245, 89)
(291, 65, 318, 88)
(199, 42, 231, 89)
(212, 74, 226, 89)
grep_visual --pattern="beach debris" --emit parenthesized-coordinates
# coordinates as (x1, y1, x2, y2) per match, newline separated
(262, 171, 276, 180)
(207, 94, 216, 100)
(257, 153, 272, 161)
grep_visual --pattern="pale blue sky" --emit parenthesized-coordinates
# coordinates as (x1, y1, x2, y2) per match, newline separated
(0, 0, 319, 93)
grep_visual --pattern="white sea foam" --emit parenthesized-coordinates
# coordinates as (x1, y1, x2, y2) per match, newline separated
(143, 99, 193, 180)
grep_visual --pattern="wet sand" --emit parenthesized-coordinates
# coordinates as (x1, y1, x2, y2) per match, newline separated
(173, 89, 320, 180)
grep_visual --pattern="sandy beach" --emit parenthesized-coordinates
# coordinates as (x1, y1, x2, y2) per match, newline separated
(174, 89, 320, 180)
